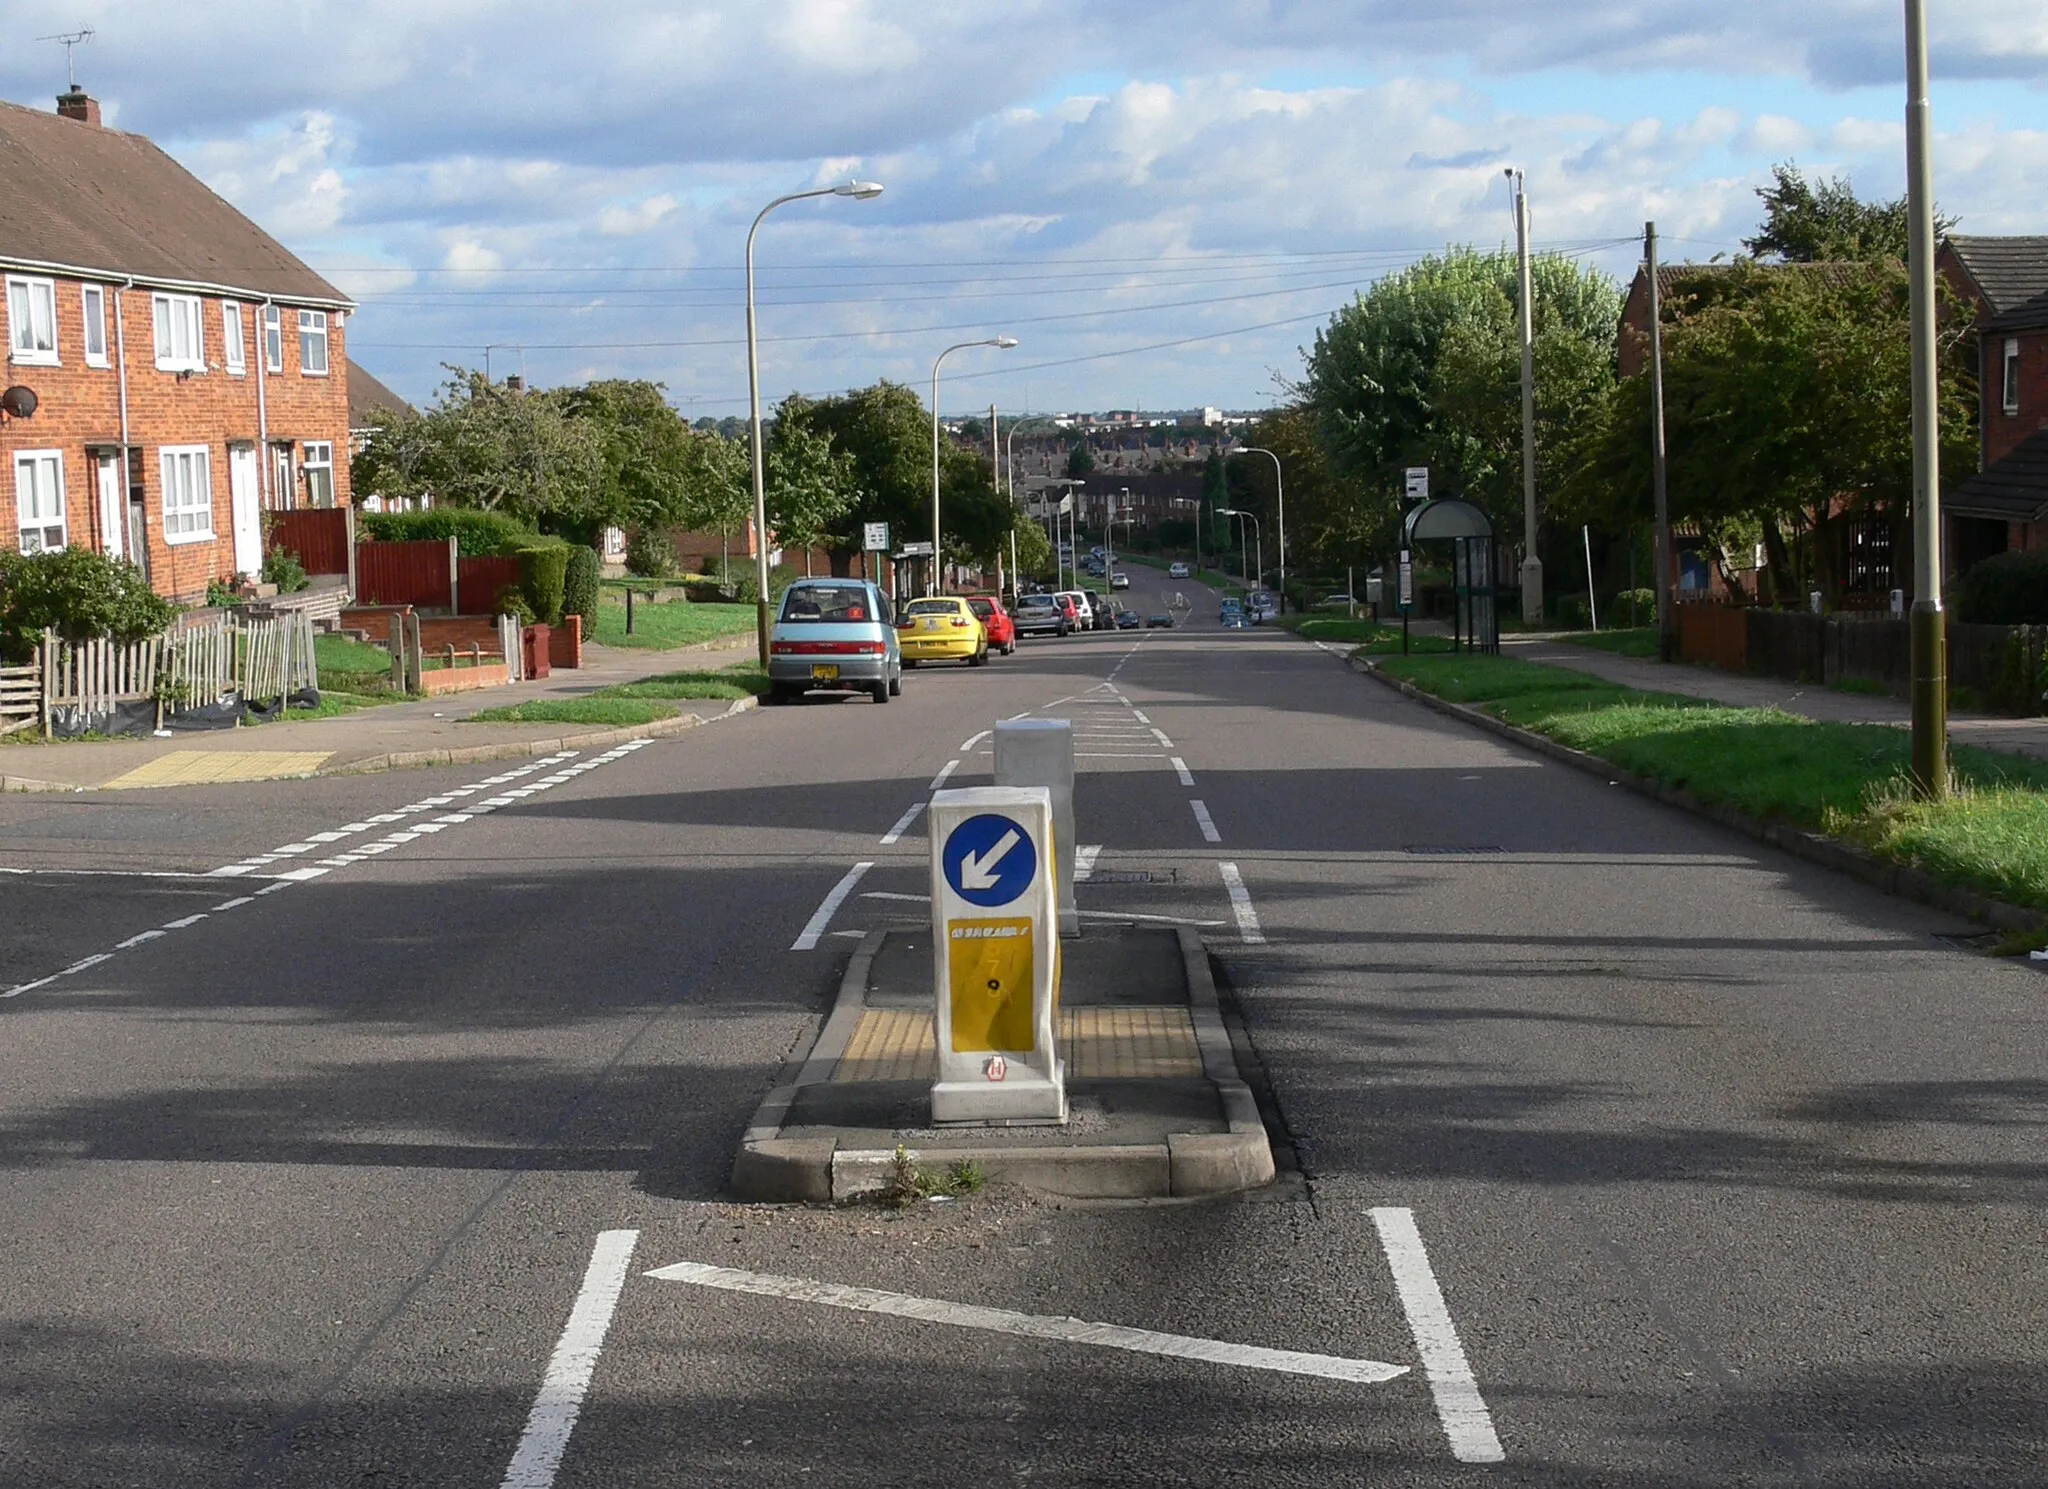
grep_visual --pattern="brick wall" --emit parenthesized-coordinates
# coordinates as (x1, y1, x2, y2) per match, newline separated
(1982, 326, 2048, 468)
(1, 274, 353, 603)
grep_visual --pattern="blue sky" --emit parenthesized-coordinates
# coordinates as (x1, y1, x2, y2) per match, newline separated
(4, 0, 2042, 417)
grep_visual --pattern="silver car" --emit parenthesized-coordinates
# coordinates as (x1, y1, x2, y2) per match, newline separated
(767, 578, 901, 704)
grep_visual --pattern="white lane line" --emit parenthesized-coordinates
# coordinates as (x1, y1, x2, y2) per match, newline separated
(1370, 1208, 1505, 1464)
(644, 1261, 1408, 1386)
(499, 1229, 639, 1489)
(1171, 756, 1195, 787)
(1150, 727, 1175, 748)
(862, 890, 928, 902)
(162, 913, 207, 930)
(880, 801, 927, 845)
(959, 730, 990, 752)
(211, 896, 255, 912)
(1074, 844, 1103, 882)
(792, 862, 875, 951)
(928, 759, 961, 792)
(1217, 862, 1265, 944)
(1130, 709, 1151, 724)
(1190, 800, 1222, 843)
(115, 930, 166, 949)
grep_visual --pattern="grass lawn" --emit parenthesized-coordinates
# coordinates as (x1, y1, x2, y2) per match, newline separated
(1373, 650, 2048, 916)
(601, 667, 770, 702)
(1559, 627, 1662, 659)
(311, 633, 413, 704)
(590, 598, 757, 650)
(463, 665, 769, 725)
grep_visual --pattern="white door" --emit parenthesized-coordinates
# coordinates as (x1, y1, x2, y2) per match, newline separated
(96, 453, 124, 561)
(229, 444, 262, 577)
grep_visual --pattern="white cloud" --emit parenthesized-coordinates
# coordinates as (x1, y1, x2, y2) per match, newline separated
(597, 193, 681, 236)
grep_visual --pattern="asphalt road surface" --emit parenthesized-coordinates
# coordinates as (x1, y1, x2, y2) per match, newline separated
(1, 564, 2042, 1487)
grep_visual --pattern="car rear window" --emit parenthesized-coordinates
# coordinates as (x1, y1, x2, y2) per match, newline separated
(904, 598, 965, 617)
(780, 585, 873, 623)
(1018, 595, 1055, 609)
(967, 598, 995, 617)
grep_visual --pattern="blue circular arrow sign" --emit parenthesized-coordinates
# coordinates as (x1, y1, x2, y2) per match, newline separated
(942, 813, 1038, 908)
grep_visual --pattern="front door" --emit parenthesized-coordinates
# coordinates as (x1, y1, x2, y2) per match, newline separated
(229, 444, 262, 577)
(95, 452, 124, 561)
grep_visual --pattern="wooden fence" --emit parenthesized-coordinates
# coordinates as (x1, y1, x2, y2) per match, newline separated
(356, 537, 456, 611)
(1675, 600, 1748, 672)
(266, 508, 353, 576)
(41, 633, 160, 726)
(2, 662, 43, 734)
(31, 612, 320, 736)
(458, 555, 521, 610)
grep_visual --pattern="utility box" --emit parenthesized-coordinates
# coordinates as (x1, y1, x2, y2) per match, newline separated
(927, 785, 1066, 1125)
(993, 719, 1078, 937)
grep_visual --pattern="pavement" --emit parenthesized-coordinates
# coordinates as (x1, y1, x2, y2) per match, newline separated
(0, 630, 758, 791)
(1504, 631, 2048, 763)
(0, 569, 2042, 1487)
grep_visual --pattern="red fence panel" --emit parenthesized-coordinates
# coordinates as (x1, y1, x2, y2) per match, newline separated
(265, 510, 350, 575)
(456, 556, 521, 613)
(355, 539, 454, 610)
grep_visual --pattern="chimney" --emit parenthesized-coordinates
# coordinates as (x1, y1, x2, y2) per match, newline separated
(56, 87, 100, 126)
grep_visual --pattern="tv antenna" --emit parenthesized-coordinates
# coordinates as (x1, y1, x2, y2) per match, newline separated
(37, 28, 95, 91)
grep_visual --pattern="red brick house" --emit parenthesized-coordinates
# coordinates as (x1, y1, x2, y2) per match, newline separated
(0, 86, 354, 603)
(1936, 236, 2048, 571)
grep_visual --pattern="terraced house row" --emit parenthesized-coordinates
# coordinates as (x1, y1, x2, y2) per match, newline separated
(0, 84, 354, 603)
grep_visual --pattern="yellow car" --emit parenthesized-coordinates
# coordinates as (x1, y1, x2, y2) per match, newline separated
(896, 596, 989, 667)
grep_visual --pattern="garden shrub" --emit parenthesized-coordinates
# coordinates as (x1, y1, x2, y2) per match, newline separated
(1612, 588, 1657, 627)
(359, 508, 541, 557)
(1956, 550, 2048, 626)
(516, 545, 570, 625)
(562, 545, 601, 625)
(625, 526, 679, 578)
(494, 585, 535, 625)
(0, 549, 176, 663)
(1554, 593, 1593, 630)
(261, 548, 310, 592)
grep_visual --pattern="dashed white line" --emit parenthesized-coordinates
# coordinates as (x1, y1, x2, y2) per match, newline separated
(499, 1229, 640, 1489)
(928, 759, 961, 792)
(1370, 1207, 1505, 1464)
(880, 801, 927, 845)
(1217, 862, 1265, 944)
(211, 896, 255, 912)
(162, 913, 207, 930)
(959, 730, 990, 752)
(1150, 728, 1175, 748)
(1190, 800, 1221, 843)
(792, 862, 875, 951)
(1131, 709, 1151, 724)
(1074, 844, 1103, 881)
(1170, 757, 1195, 786)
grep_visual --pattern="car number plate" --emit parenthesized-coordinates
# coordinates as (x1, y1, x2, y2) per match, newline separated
(922, 619, 939, 630)
(811, 664, 840, 681)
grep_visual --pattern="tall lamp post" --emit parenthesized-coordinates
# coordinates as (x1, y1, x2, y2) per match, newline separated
(1506, 167, 1542, 623)
(1217, 508, 1261, 591)
(1232, 447, 1286, 611)
(1904, 0, 1947, 798)
(1043, 477, 1083, 591)
(747, 178, 883, 666)
(929, 337, 1017, 594)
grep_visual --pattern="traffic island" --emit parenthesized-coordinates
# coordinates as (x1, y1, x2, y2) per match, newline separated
(731, 925, 1276, 1203)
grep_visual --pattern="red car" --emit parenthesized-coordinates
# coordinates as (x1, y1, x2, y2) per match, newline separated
(966, 595, 1016, 654)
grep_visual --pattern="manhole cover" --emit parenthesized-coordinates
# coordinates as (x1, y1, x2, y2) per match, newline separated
(1404, 846, 1506, 856)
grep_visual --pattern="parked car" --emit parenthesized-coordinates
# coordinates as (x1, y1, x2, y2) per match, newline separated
(1145, 612, 1175, 628)
(1013, 592, 1073, 637)
(1110, 571, 1130, 589)
(965, 594, 1016, 654)
(1168, 561, 1191, 579)
(1220, 597, 1243, 621)
(1222, 609, 1251, 629)
(1116, 609, 1141, 630)
(1247, 591, 1277, 622)
(1057, 590, 1096, 630)
(767, 578, 900, 704)
(1316, 593, 1358, 611)
(896, 595, 988, 667)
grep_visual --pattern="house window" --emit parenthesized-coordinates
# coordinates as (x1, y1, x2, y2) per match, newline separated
(6, 276, 58, 365)
(152, 293, 205, 373)
(302, 441, 335, 508)
(269, 442, 296, 512)
(81, 285, 109, 367)
(223, 302, 246, 375)
(159, 445, 215, 543)
(264, 304, 283, 372)
(298, 310, 329, 375)
(14, 451, 67, 552)
(2004, 338, 2021, 416)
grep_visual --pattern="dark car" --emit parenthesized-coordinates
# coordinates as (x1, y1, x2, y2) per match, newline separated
(1145, 613, 1174, 629)
(1013, 592, 1073, 637)
(1116, 610, 1141, 630)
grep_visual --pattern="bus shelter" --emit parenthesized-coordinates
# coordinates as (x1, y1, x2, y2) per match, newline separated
(1404, 498, 1499, 655)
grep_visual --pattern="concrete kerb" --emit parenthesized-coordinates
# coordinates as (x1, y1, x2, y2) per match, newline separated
(729, 927, 1278, 1204)
(1348, 654, 2045, 938)
(322, 693, 757, 777)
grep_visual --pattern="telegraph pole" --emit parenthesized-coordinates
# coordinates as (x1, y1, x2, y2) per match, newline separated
(1508, 169, 1542, 623)
(1904, 0, 1948, 797)
(1646, 222, 1675, 662)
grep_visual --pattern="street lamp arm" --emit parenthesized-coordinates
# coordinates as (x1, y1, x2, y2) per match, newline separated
(1231, 446, 1286, 612)
(930, 337, 1016, 593)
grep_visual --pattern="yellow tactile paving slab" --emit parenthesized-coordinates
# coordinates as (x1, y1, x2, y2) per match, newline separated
(104, 750, 332, 789)
(834, 1006, 1201, 1083)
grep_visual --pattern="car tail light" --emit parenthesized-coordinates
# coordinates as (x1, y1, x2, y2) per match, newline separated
(773, 640, 884, 655)
(951, 619, 970, 628)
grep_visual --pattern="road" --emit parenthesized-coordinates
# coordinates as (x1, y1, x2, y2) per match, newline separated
(0, 565, 2042, 1486)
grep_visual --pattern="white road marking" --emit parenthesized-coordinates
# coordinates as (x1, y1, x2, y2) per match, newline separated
(162, 913, 207, 930)
(1171, 756, 1195, 786)
(499, 1229, 639, 1489)
(1150, 727, 1175, 748)
(959, 730, 990, 752)
(928, 759, 961, 792)
(879, 801, 927, 845)
(1370, 1208, 1505, 1464)
(1130, 709, 1151, 724)
(645, 1260, 1409, 1386)
(1190, 800, 1221, 843)
(211, 896, 255, 911)
(1217, 862, 1264, 944)
(792, 862, 875, 951)
(115, 930, 166, 949)
(1074, 844, 1103, 881)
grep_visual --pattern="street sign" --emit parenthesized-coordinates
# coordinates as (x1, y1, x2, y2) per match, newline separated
(898, 540, 936, 557)
(941, 812, 1038, 908)
(863, 521, 890, 552)
(1404, 467, 1429, 502)
(1398, 549, 1414, 609)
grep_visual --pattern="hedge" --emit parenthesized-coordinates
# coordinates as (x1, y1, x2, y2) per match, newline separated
(516, 545, 570, 626)
(1957, 549, 2048, 626)
(562, 545, 601, 626)
(0, 549, 175, 664)
(358, 508, 543, 557)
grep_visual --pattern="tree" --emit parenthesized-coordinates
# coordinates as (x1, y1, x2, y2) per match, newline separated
(765, 395, 857, 564)
(556, 379, 699, 543)
(1010, 513, 1055, 580)
(1743, 162, 1954, 265)
(1066, 440, 1095, 478)
(805, 381, 934, 558)
(678, 428, 751, 584)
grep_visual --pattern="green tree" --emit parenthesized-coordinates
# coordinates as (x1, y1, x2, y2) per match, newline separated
(765, 395, 857, 562)
(557, 379, 699, 542)
(678, 428, 751, 584)
(1066, 440, 1095, 478)
(1743, 161, 1954, 264)
(805, 382, 933, 561)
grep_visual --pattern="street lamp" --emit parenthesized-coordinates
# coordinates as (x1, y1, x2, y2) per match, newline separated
(1217, 507, 1261, 592)
(1904, 0, 1948, 799)
(930, 337, 1017, 593)
(746, 177, 884, 666)
(1232, 448, 1286, 613)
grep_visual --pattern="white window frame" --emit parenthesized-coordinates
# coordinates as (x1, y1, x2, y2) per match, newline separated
(159, 444, 216, 544)
(2004, 337, 2021, 416)
(263, 304, 283, 372)
(222, 301, 246, 375)
(14, 449, 68, 553)
(152, 292, 206, 373)
(301, 440, 336, 508)
(298, 309, 329, 376)
(7, 276, 59, 365)
(81, 284, 109, 368)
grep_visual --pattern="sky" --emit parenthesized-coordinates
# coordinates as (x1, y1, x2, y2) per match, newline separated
(4, 1, 2045, 419)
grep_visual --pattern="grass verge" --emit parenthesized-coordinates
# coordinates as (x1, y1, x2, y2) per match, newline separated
(591, 598, 757, 650)
(1372, 650, 2048, 916)
(463, 665, 769, 725)
(1559, 627, 1661, 659)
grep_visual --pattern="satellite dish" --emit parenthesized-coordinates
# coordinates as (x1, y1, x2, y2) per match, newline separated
(0, 386, 38, 420)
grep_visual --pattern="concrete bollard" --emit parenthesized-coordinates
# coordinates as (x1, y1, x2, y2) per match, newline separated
(994, 719, 1078, 937)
